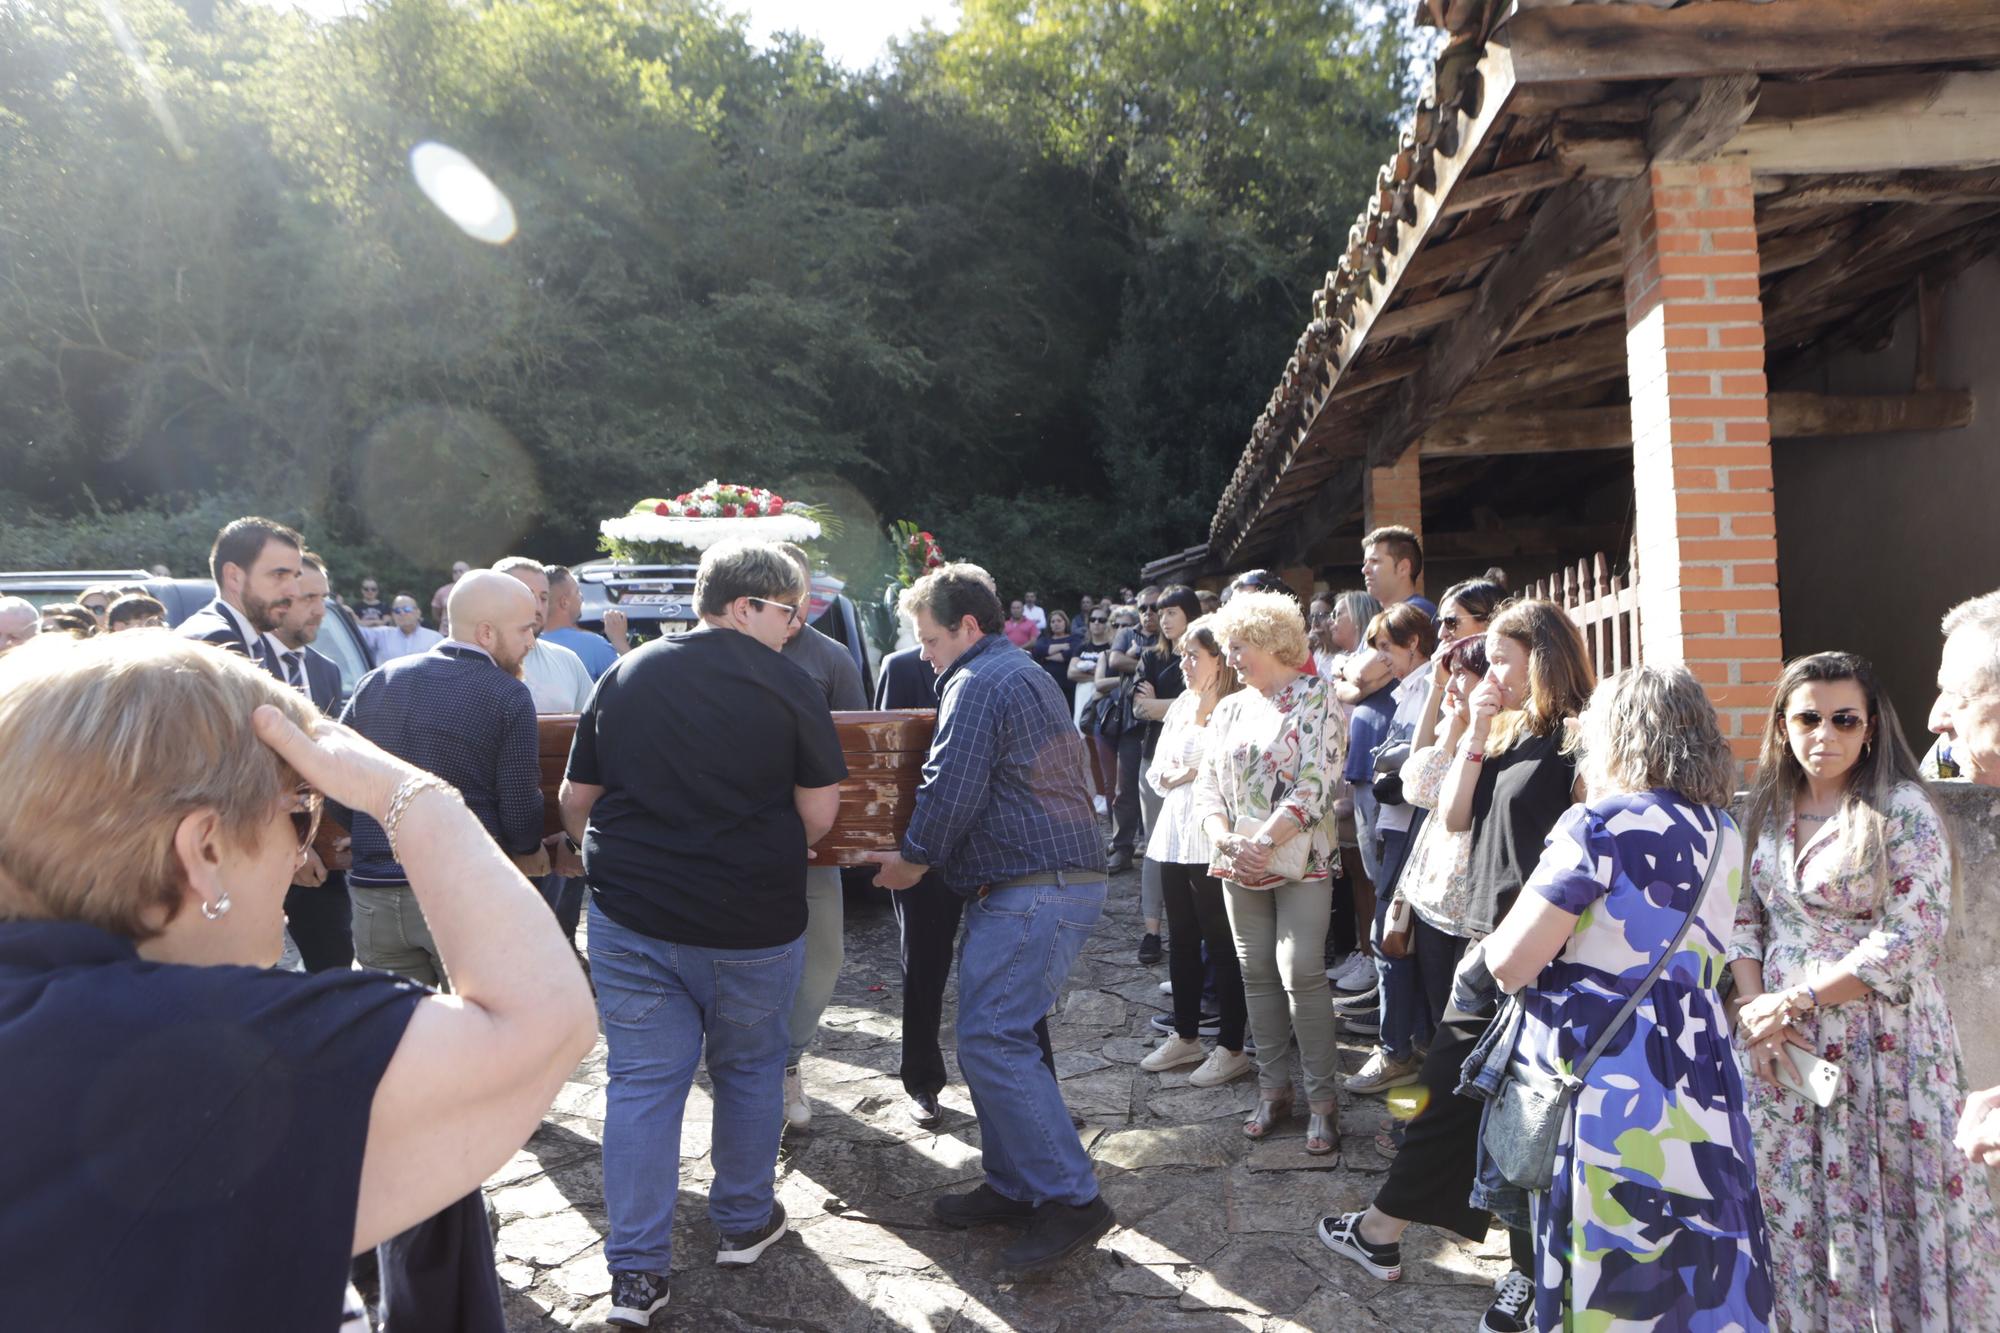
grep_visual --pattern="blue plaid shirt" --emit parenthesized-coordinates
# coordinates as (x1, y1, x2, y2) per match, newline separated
(901, 634, 1106, 894)
(338, 642, 545, 887)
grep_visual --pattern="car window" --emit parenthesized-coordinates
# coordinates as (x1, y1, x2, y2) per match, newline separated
(313, 601, 372, 699)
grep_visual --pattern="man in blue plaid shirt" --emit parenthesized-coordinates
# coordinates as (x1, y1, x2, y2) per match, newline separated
(868, 563, 1113, 1271)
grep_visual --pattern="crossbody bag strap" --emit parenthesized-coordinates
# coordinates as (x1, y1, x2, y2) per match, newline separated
(1568, 806, 1724, 1085)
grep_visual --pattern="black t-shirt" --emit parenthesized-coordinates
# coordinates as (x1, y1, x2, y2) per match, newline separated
(566, 625, 849, 949)
(1134, 648, 1187, 758)
(1465, 728, 1579, 919)
(0, 921, 424, 1330)
(1036, 632, 1081, 696)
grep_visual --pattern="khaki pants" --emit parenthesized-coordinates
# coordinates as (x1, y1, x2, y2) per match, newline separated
(1223, 877, 1341, 1105)
(351, 883, 445, 989)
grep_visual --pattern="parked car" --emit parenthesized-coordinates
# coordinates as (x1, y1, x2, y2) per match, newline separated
(0, 570, 377, 705)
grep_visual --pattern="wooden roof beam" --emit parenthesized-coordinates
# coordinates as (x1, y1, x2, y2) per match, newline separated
(1723, 70, 2000, 175)
(1762, 171, 2000, 209)
(1505, 0, 2000, 85)
(1419, 391, 1976, 456)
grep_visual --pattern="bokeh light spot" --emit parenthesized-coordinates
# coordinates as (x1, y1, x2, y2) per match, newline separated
(409, 141, 517, 245)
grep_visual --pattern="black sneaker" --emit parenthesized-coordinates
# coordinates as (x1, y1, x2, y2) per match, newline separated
(1106, 849, 1134, 873)
(1136, 932, 1163, 964)
(1150, 1010, 1220, 1036)
(999, 1196, 1117, 1270)
(715, 1202, 788, 1266)
(933, 1183, 1036, 1228)
(1481, 1270, 1534, 1332)
(606, 1271, 670, 1326)
(1316, 1210, 1402, 1281)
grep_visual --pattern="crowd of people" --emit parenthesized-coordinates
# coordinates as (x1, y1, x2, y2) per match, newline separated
(4, 514, 2000, 1332)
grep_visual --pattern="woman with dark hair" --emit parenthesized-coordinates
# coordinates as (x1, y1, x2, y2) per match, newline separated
(38, 602, 97, 639)
(1319, 599, 1595, 1333)
(1483, 665, 1771, 1330)
(1036, 608, 1077, 698)
(1071, 607, 1120, 812)
(1732, 652, 1998, 1330)
(1127, 585, 1201, 961)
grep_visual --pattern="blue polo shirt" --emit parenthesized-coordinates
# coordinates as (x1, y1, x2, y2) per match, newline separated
(0, 920, 423, 1328)
(540, 626, 619, 681)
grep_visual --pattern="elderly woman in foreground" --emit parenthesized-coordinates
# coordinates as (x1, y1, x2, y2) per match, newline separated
(1482, 666, 1772, 1331)
(1192, 590, 1348, 1156)
(0, 634, 597, 1329)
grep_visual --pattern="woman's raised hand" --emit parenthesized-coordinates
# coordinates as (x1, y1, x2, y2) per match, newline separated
(253, 705, 420, 823)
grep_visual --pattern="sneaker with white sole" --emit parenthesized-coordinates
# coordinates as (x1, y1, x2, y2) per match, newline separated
(1331, 951, 1377, 991)
(1332, 984, 1380, 1012)
(1481, 1270, 1535, 1333)
(606, 1271, 671, 1326)
(1140, 1034, 1206, 1072)
(1344, 1047, 1423, 1094)
(1339, 1012, 1382, 1037)
(783, 1066, 811, 1132)
(1187, 1046, 1254, 1087)
(716, 1202, 789, 1266)
(1316, 1210, 1401, 1281)
(1157, 980, 1173, 995)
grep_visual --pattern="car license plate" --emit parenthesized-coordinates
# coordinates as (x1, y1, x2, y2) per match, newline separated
(621, 593, 688, 611)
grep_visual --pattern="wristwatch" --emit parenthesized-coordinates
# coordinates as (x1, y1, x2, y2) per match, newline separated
(1252, 831, 1275, 850)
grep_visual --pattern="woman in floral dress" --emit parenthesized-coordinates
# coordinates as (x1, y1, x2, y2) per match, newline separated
(1731, 652, 1998, 1331)
(1484, 666, 1773, 1330)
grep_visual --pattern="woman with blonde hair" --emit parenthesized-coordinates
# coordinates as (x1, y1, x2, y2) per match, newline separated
(1140, 614, 1253, 1087)
(1320, 598, 1594, 1333)
(0, 634, 597, 1327)
(1191, 590, 1348, 1155)
(1731, 651, 1997, 1330)
(1481, 666, 1771, 1330)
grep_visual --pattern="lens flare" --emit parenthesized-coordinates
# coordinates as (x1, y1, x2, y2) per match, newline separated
(409, 141, 517, 245)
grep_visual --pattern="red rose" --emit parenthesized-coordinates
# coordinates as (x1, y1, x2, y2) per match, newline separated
(769, 499, 785, 515)
(722, 504, 739, 517)
(685, 507, 700, 517)
(925, 553, 944, 568)
(654, 502, 671, 516)
(744, 502, 761, 516)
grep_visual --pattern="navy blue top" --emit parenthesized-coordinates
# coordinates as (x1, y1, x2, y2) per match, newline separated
(338, 643, 544, 886)
(0, 920, 423, 1329)
(1346, 680, 1398, 784)
(899, 634, 1106, 895)
(874, 646, 937, 711)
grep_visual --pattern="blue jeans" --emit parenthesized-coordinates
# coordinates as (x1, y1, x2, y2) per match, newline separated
(956, 875, 1106, 1207)
(1372, 827, 1430, 1061)
(588, 901, 805, 1273)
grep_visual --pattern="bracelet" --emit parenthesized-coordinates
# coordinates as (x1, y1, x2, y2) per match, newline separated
(383, 773, 462, 860)
(1463, 748, 1486, 764)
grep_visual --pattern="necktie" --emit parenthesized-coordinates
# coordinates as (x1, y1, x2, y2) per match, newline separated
(284, 652, 305, 691)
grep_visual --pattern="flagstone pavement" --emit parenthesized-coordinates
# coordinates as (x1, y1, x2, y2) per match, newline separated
(487, 864, 1510, 1331)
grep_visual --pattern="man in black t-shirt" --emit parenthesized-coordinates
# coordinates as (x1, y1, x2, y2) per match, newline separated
(559, 541, 847, 1327)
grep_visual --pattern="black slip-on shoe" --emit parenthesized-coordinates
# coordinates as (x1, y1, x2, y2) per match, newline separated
(906, 1092, 943, 1129)
(932, 1183, 1037, 1228)
(1000, 1196, 1117, 1270)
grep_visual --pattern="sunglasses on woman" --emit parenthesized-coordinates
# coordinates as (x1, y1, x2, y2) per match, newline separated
(1787, 709, 1868, 733)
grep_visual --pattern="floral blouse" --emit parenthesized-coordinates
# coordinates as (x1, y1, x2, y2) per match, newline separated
(1394, 743, 1482, 936)
(1189, 672, 1346, 885)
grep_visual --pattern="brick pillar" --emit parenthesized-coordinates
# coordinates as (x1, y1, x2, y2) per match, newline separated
(1363, 447, 1425, 593)
(1622, 160, 1782, 759)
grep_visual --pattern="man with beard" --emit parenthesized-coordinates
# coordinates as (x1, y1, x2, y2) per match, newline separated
(339, 570, 547, 987)
(177, 516, 305, 677)
(271, 553, 355, 973)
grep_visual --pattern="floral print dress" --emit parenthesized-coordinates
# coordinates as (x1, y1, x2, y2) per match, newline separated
(1730, 781, 1999, 1331)
(1189, 673, 1345, 885)
(1517, 792, 1772, 1332)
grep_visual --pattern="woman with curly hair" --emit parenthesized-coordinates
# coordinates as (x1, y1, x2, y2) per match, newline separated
(1732, 651, 1997, 1330)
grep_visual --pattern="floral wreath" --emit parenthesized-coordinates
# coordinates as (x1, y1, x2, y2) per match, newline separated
(598, 481, 836, 563)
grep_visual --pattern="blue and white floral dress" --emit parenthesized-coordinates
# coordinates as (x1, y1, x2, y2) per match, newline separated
(1515, 790, 1772, 1331)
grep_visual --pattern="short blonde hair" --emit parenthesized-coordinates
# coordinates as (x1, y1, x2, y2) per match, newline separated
(1215, 589, 1309, 670)
(1577, 665, 1738, 807)
(0, 634, 319, 939)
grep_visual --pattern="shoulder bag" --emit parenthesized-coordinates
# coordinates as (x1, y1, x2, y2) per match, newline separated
(1481, 809, 1720, 1190)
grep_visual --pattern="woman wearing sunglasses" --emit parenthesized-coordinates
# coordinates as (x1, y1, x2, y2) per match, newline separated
(1731, 652, 1998, 1330)
(0, 634, 597, 1329)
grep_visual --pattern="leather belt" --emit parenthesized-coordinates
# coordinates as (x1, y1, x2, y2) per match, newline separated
(975, 869, 1109, 899)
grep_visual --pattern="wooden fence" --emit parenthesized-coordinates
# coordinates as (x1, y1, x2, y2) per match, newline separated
(1523, 543, 1641, 679)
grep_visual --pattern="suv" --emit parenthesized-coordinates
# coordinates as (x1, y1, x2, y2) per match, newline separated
(0, 570, 378, 706)
(572, 559, 878, 694)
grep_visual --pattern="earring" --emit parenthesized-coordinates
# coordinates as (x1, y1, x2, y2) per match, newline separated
(200, 891, 232, 921)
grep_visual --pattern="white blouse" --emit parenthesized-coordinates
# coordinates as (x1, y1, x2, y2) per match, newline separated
(1145, 690, 1217, 865)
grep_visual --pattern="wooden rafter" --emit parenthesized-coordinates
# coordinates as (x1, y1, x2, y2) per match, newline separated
(1419, 391, 1976, 456)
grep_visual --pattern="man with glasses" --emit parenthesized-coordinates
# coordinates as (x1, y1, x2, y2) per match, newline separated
(558, 540, 847, 1324)
(77, 583, 125, 633)
(1103, 587, 1161, 872)
(366, 594, 444, 661)
(354, 576, 386, 626)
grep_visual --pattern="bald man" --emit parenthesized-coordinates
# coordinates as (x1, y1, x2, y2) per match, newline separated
(338, 570, 546, 986)
(0, 597, 39, 656)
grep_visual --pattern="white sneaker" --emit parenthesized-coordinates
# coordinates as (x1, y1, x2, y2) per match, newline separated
(1187, 1046, 1254, 1087)
(783, 1065, 812, 1131)
(1333, 952, 1377, 991)
(1344, 1047, 1423, 1094)
(1139, 1034, 1206, 1072)
(1157, 980, 1174, 995)
(1093, 795, 1109, 816)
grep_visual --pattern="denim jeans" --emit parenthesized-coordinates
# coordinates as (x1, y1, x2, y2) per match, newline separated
(1371, 829, 1430, 1062)
(589, 901, 805, 1274)
(956, 875, 1106, 1206)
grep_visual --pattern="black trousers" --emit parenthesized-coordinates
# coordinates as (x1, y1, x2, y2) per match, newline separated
(284, 871, 354, 973)
(1109, 729, 1145, 854)
(1411, 914, 1469, 1034)
(893, 874, 1054, 1098)
(1159, 861, 1247, 1050)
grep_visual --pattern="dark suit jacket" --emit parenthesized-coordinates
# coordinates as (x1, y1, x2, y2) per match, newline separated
(177, 599, 283, 680)
(300, 646, 342, 715)
(874, 646, 939, 710)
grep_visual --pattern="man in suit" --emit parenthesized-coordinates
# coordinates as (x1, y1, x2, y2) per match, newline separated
(177, 515, 305, 677)
(340, 570, 547, 987)
(271, 553, 354, 972)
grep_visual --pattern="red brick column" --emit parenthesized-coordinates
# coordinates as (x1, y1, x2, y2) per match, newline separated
(1621, 160, 1782, 759)
(1363, 448, 1425, 593)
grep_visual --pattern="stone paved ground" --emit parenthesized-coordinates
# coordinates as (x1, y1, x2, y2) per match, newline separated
(487, 864, 1510, 1332)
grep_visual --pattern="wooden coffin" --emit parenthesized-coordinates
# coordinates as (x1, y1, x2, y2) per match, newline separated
(316, 708, 936, 870)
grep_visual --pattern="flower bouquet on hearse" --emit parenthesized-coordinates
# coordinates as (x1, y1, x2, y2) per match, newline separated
(597, 481, 840, 565)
